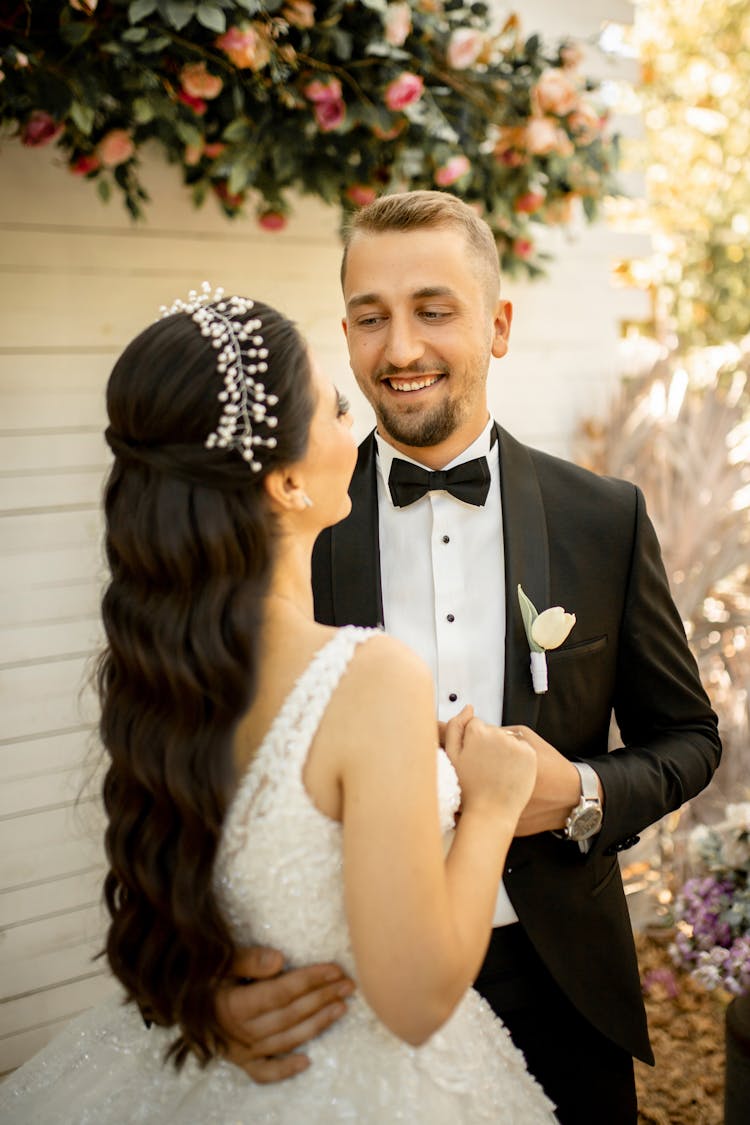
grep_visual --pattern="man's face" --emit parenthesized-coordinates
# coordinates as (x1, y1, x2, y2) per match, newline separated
(342, 226, 512, 466)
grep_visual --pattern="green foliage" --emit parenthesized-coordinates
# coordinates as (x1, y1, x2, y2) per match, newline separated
(0, 0, 619, 276)
(640, 0, 750, 344)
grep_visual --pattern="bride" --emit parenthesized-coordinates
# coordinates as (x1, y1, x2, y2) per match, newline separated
(0, 287, 556, 1123)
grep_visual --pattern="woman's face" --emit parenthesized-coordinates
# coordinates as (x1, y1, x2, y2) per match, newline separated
(296, 354, 357, 527)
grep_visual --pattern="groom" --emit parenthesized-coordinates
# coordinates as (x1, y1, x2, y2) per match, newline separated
(217, 192, 721, 1122)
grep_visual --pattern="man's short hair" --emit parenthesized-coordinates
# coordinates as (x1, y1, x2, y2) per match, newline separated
(340, 190, 501, 303)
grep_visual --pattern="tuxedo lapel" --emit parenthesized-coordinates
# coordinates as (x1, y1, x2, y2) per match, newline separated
(329, 432, 383, 627)
(496, 424, 550, 728)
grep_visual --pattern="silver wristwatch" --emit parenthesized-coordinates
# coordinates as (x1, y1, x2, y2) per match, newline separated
(562, 761, 603, 842)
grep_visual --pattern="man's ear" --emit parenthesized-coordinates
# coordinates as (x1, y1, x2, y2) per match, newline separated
(341, 316, 349, 342)
(263, 466, 308, 514)
(491, 299, 513, 360)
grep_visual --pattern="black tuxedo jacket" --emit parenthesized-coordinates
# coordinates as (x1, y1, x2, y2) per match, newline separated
(311, 425, 721, 1063)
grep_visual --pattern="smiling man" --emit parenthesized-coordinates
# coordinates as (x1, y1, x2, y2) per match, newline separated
(216, 192, 721, 1125)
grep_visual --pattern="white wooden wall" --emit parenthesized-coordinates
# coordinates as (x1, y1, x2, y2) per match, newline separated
(0, 0, 646, 1074)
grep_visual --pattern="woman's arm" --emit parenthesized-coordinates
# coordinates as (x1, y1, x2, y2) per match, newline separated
(334, 634, 535, 1045)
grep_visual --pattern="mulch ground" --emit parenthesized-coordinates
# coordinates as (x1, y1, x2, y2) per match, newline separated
(635, 928, 727, 1124)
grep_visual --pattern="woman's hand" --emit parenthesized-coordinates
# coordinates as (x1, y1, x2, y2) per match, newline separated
(442, 707, 537, 824)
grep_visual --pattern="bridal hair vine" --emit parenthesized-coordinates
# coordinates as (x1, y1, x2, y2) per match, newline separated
(159, 282, 279, 472)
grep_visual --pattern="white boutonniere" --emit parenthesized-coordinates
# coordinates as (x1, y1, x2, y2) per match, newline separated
(517, 584, 577, 693)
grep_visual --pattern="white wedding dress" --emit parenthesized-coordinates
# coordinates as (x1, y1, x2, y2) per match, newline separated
(0, 627, 556, 1124)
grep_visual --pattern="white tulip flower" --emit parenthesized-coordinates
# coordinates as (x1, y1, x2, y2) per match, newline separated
(531, 606, 577, 650)
(517, 584, 577, 694)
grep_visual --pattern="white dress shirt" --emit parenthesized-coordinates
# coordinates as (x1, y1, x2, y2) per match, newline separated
(375, 421, 519, 926)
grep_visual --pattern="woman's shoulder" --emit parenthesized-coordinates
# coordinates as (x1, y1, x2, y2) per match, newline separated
(346, 628, 432, 688)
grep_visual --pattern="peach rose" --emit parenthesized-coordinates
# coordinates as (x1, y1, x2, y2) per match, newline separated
(70, 0, 98, 11)
(523, 117, 560, 155)
(180, 61, 223, 100)
(384, 3, 412, 47)
(567, 101, 602, 145)
(184, 143, 203, 166)
(216, 24, 270, 71)
(97, 128, 135, 167)
(384, 72, 424, 111)
(345, 183, 378, 207)
(21, 111, 63, 147)
(282, 0, 315, 28)
(434, 154, 471, 187)
(446, 28, 484, 70)
(534, 68, 579, 116)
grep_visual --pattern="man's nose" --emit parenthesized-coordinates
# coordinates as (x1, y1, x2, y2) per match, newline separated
(384, 316, 425, 369)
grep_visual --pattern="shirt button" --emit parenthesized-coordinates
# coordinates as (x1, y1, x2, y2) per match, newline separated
(447, 613, 455, 623)
(442, 535, 450, 544)
(449, 692, 458, 703)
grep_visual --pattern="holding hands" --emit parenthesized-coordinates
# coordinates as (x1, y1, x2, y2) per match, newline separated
(440, 707, 537, 825)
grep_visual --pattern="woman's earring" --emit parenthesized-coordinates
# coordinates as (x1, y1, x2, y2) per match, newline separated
(302, 494, 313, 508)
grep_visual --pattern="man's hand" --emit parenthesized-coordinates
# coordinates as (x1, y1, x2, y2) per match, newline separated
(215, 947, 355, 1082)
(507, 726, 598, 836)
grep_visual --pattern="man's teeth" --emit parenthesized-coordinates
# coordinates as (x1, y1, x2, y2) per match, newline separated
(389, 375, 440, 392)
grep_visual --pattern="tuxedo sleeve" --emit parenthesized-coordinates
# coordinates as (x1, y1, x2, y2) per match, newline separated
(587, 485, 721, 857)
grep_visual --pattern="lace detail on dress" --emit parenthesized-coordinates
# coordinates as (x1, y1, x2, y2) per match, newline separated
(0, 625, 557, 1124)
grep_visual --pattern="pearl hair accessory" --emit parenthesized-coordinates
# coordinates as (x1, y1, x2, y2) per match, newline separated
(159, 282, 279, 472)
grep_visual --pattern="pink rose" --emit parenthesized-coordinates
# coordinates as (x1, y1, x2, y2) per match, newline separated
(514, 190, 545, 214)
(384, 3, 412, 47)
(21, 111, 64, 147)
(70, 0, 98, 11)
(97, 129, 135, 167)
(524, 117, 560, 155)
(304, 78, 345, 132)
(434, 154, 471, 187)
(345, 183, 378, 207)
(216, 23, 270, 71)
(282, 0, 315, 28)
(313, 97, 345, 132)
(534, 68, 579, 116)
(70, 153, 100, 175)
(384, 72, 424, 111)
(446, 28, 484, 70)
(304, 77, 343, 103)
(184, 143, 203, 166)
(14, 51, 29, 68)
(258, 211, 287, 231)
(180, 61, 223, 100)
(513, 238, 534, 259)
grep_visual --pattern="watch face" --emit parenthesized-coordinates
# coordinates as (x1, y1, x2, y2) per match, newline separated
(568, 804, 603, 840)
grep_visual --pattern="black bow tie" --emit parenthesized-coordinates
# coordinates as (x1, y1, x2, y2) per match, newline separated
(388, 455, 491, 508)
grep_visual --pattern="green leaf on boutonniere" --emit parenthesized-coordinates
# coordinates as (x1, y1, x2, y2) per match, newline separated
(517, 585, 543, 652)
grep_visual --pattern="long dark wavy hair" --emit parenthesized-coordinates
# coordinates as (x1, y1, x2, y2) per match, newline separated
(97, 298, 314, 1067)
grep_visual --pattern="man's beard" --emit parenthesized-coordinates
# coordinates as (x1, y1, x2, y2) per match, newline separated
(375, 394, 462, 448)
